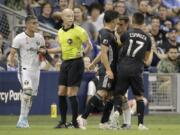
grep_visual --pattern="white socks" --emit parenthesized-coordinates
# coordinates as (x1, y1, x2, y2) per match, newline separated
(19, 94, 32, 120)
(123, 108, 131, 125)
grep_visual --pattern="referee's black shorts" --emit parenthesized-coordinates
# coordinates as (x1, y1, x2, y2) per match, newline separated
(59, 57, 84, 87)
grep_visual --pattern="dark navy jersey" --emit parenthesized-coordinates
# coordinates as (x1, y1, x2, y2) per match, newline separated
(98, 28, 119, 73)
(118, 28, 152, 74)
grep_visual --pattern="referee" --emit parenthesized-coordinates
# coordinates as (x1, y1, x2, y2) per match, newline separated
(41, 8, 92, 128)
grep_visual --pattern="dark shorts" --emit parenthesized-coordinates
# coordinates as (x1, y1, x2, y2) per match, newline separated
(115, 73, 144, 96)
(59, 58, 84, 87)
(98, 66, 116, 91)
(98, 74, 114, 91)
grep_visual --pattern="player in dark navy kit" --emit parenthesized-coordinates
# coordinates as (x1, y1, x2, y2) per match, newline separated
(112, 12, 152, 130)
(77, 10, 120, 130)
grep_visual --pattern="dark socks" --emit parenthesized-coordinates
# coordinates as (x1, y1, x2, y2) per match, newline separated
(114, 96, 122, 113)
(82, 94, 102, 119)
(59, 96, 67, 124)
(136, 99, 145, 125)
(69, 96, 78, 125)
(101, 100, 113, 123)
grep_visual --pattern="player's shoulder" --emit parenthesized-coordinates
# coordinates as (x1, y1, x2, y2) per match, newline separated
(15, 32, 25, 38)
(13, 32, 26, 40)
(99, 28, 110, 34)
(99, 28, 112, 37)
(34, 33, 43, 39)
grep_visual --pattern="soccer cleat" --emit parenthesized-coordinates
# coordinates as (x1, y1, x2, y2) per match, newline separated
(66, 122, 79, 129)
(16, 117, 29, 128)
(99, 122, 111, 130)
(54, 121, 67, 129)
(109, 111, 120, 130)
(138, 124, 149, 130)
(120, 124, 131, 130)
(77, 115, 87, 130)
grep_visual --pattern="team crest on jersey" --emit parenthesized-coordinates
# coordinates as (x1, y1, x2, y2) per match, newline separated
(67, 39, 73, 45)
(24, 80, 29, 85)
(36, 41, 40, 46)
(102, 39, 108, 45)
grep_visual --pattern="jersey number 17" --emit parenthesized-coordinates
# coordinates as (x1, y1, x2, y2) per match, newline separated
(126, 39, 144, 57)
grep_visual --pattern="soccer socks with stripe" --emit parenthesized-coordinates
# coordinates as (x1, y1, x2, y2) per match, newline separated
(82, 94, 102, 119)
(136, 99, 145, 125)
(69, 96, 78, 125)
(101, 100, 113, 123)
(59, 96, 67, 124)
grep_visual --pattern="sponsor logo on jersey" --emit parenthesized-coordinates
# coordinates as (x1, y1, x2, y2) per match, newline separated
(102, 39, 109, 45)
(24, 80, 29, 85)
(67, 39, 73, 45)
(36, 41, 40, 46)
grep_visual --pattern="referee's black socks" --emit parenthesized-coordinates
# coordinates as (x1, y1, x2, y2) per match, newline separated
(82, 94, 102, 119)
(136, 99, 145, 125)
(69, 96, 78, 125)
(59, 96, 67, 124)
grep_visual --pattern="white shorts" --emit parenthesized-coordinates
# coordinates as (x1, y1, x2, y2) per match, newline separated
(18, 68, 40, 96)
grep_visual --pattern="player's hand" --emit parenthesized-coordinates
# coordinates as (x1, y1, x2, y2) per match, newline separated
(7, 57, 15, 67)
(7, 61, 15, 67)
(88, 63, 95, 71)
(106, 70, 114, 79)
(38, 48, 46, 54)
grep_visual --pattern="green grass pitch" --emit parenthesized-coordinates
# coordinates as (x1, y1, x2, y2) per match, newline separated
(0, 114, 180, 135)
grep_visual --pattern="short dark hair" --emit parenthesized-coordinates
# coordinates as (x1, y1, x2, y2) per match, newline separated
(159, 4, 167, 10)
(151, 15, 160, 21)
(119, 15, 129, 23)
(41, 2, 53, 14)
(132, 12, 144, 25)
(166, 46, 178, 53)
(104, 10, 119, 23)
(168, 27, 177, 33)
(25, 15, 37, 23)
(89, 2, 102, 14)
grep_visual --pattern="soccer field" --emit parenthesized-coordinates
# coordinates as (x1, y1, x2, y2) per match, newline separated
(0, 114, 180, 135)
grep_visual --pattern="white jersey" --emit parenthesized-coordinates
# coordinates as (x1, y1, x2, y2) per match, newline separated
(12, 32, 45, 70)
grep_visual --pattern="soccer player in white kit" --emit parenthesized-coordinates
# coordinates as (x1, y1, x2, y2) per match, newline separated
(8, 15, 45, 128)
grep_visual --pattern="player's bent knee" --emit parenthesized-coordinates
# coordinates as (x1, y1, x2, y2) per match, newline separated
(94, 93, 103, 101)
(67, 88, 78, 97)
(135, 95, 144, 101)
(23, 88, 33, 96)
(22, 92, 32, 101)
(97, 90, 108, 99)
(58, 90, 67, 96)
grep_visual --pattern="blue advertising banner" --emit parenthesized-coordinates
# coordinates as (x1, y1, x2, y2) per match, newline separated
(0, 71, 95, 115)
(0, 71, 148, 115)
